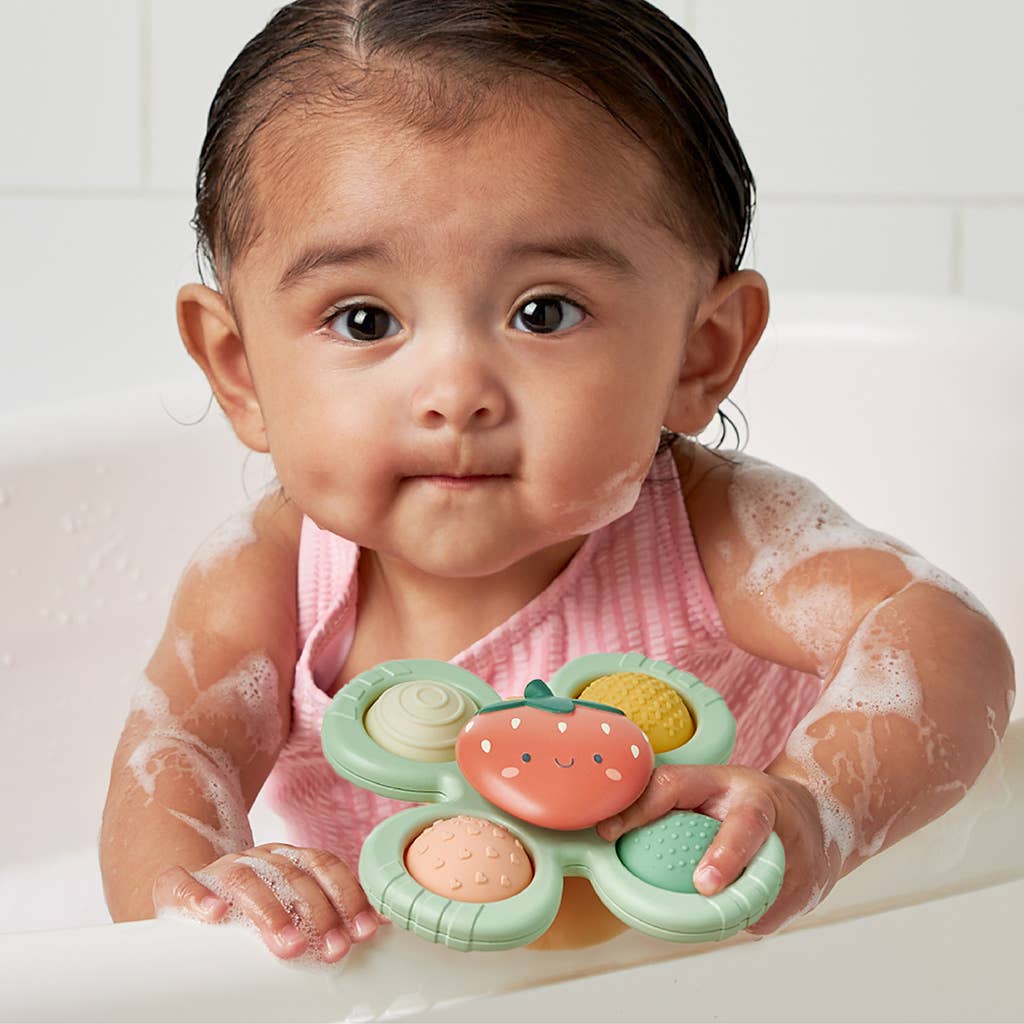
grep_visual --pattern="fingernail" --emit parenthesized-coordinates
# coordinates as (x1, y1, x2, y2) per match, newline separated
(352, 912, 377, 940)
(324, 928, 350, 959)
(694, 865, 723, 894)
(199, 896, 224, 916)
(276, 925, 305, 949)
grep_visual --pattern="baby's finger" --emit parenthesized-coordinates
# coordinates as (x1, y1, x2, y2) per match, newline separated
(152, 865, 228, 922)
(268, 845, 379, 943)
(211, 857, 316, 959)
(693, 794, 776, 896)
(596, 764, 722, 841)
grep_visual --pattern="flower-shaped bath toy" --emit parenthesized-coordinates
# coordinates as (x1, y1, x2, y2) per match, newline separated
(321, 651, 784, 951)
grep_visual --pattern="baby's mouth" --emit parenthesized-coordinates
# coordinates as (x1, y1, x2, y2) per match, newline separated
(407, 473, 511, 488)
(554, 756, 575, 768)
(407, 470, 510, 478)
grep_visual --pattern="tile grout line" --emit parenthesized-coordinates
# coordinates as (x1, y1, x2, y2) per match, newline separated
(0, 188, 191, 199)
(756, 194, 1024, 208)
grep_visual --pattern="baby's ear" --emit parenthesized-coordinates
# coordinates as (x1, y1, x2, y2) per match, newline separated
(176, 283, 269, 453)
(663, 269, 769, 436)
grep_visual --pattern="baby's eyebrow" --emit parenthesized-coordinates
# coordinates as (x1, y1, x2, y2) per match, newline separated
(273, 232, 641, 293)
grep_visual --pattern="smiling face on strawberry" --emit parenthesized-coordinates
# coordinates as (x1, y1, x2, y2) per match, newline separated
(455, 679, 655, 830)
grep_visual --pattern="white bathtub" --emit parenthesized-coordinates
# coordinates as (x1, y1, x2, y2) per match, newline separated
(1, 289, 1021, 1022)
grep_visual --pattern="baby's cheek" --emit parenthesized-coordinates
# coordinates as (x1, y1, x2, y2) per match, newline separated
(500, 766, 520, 779)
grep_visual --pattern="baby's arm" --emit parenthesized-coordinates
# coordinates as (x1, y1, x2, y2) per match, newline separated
(714, 454, 1015, 891)
(600, 448, 1015, 934)
(99, 490, 378, 960)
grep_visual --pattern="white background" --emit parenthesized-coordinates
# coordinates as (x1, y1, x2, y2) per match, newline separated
(0, 0, 1021, 413)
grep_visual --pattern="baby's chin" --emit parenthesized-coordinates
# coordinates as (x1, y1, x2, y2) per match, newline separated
(387, 530, 548, 580)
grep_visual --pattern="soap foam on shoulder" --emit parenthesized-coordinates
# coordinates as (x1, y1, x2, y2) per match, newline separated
(726, 450, 997, 628)
(187, 499, 260, 575)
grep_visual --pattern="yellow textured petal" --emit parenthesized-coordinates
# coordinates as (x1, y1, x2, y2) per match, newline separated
(578, 672, 695, 752)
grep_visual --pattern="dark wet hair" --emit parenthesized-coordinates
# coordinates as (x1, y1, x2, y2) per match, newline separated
(190, 0, 753, 453)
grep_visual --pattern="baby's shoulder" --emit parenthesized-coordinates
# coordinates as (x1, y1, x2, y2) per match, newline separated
(172, 487, 303, 643)
(670, 438, 912, 675)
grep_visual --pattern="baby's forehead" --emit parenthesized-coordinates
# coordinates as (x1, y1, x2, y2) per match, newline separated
(242, 97, 667, 278)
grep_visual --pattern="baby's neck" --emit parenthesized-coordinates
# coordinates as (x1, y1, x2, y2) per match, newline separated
(356, 536, 586, 658)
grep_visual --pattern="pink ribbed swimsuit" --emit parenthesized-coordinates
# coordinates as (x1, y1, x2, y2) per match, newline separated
(261, 444, 823, 871)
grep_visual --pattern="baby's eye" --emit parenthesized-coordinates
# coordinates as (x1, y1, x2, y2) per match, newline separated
(511, 294, 588, 336)
(323, 303, 400, 345)
(521, 752, 532, 763)
(593, 753, 603, 764)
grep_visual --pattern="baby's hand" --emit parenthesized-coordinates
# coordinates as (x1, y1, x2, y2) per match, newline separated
(152, 843, 386, 961)
(595, 764, 836, 937)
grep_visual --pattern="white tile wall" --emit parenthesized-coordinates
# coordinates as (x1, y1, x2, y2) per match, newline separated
(0, 1, 142, 190)
(0, 195, 206, 406)
(693, 0, 1024, 197)
(694, 0, 1024, 302)
(1, 0, 1021, 412)
(149, 1, 286, 191)
(745, 200, 956, 294)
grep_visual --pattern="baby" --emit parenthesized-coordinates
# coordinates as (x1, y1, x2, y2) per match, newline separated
(100, 0, 1015, 963)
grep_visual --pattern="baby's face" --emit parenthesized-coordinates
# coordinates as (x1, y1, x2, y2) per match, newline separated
(225, 91, 709, 579)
